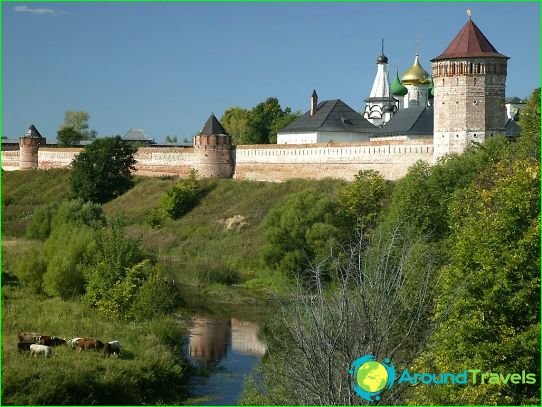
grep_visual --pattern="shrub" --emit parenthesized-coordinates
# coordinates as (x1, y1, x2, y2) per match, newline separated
(42, 224, 98, 299)
(197, 263, 240, 286)
(146, 208, 165, 229)
(26, 202, 59, 240)
(160, 169, 201, 219)
(147, 315, 186, 350)
(130, 271, 178, 321)
(12, 248, 47, 294)
(50, 199, 105, 231)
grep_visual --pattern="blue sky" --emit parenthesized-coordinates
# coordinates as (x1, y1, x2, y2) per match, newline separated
(2, 1, 540, 142)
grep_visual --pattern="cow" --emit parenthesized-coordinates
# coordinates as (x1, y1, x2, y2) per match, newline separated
(30, 344, 52, 357)
(102, 341, 121, 358)
(17, 342, 32, 352)
(36, 336, 66, 347)
(75, 338, 104, 351)
(67, 338, 83, 348)
(17, 332, 38, 343)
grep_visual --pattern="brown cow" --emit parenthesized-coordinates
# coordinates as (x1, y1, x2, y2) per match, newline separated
(36, 336, 66, 347)
(17, 332, 38, 343)
(75, 338, 104, 351)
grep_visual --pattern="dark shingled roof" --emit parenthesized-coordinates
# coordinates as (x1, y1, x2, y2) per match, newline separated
(378, 106, 434, 136)
(432, 19, 508, 61)
(279, 99, 376, 134)
(200, 113, 228, 136)
(124, 128, 152, 142)
(504, 119, 521, 137)
(24, 124, 44, 139)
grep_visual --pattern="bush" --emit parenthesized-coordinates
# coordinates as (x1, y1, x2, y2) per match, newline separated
(146, 208, 165, 229)
(197, 263, 240, 286)
(51, 199, 105, 231)
(147, 315, 186, 350)
(131, 271, 178, 321)
(42, 224, 98, 299)
(25, 202, 58, 240)
(160, 169, 200, 219)
(12, 248, 47, 294)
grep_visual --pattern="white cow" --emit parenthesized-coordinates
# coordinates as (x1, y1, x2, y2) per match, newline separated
(67, 338, 83, 348)
(30, 344, 52, 357)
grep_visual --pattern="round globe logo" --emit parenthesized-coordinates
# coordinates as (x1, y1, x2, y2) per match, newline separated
(349, 355, 395, 401)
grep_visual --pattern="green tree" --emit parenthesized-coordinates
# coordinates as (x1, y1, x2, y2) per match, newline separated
(57, 110, 97, 146)
(131, 269, 178, 321)
(338, 169, 391, 231)
(245, 97, 299, 144)
(221, 106, 251, 144)
(69, 136, 136, 203)
(26, 202, 59, 240)
(165, 135, 178, 143)
(413, 157, 540, 405)
(262, 189, 342, 279)
(516, 87, 540, 162)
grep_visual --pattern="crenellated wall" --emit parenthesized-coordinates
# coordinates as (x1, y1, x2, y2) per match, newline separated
(1, 140, 433, 181)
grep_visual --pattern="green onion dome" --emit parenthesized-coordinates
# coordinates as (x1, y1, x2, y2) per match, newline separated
(428, 78, 435, 99)
(391, 68, 408, 96)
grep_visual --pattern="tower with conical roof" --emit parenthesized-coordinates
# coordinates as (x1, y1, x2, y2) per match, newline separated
(19, 124, 46, 170)
(431, 13, 509, 158)
(364, 40, 396, 126)
(193, 113, 233, 178)
(401, 52, 431, 108)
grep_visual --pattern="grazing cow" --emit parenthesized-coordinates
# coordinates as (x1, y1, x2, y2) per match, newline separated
(103, 341, 121, 358)
(75, 338, 104, 351)
(17, 342, 32, 352)
(36, 336, 66, 347)
(17, 332, 38, 343)
(67, 338, 83, 348)
(30, 344, 52, 357)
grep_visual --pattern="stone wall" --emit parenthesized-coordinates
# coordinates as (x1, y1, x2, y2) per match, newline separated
(1, 150, 20, 170)
(2, 141, 434, 181)
(234, 140, 433, 181)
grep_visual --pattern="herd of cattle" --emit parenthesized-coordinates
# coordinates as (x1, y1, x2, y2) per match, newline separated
(17, 332, 121, 358)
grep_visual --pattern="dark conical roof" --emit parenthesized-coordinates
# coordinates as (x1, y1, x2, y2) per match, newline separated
(24, 124, 44, 138)
(200, 114, 228, 136)
(312, 89, 318, 98)
(432, 19, 508, 61)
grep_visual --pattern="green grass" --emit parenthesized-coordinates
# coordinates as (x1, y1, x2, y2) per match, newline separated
(2, 169, 70, 237)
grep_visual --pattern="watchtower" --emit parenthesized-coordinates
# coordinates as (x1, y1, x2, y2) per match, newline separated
(19, 124, 46, 170)
(431, 14, 509, 159)
(193, 114, 233, 178)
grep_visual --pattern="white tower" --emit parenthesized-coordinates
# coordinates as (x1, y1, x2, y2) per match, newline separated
(364, 40, 396, 126)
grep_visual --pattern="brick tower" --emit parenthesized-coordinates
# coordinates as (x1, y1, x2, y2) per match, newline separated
(431, 14, 509, 159)
(19, 124, 46, 170)
(193, 114, 233, 178)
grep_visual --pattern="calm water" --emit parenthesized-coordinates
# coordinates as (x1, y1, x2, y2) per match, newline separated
(185, 315, 267, 405)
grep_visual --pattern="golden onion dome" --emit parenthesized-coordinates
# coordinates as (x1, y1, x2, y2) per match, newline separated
(401, 53, 431, 85)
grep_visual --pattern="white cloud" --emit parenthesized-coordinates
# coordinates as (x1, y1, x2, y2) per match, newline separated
(14, 5, 59, 16)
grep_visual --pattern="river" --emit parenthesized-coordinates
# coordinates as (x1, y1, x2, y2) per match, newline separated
(184, 310, 268, 405)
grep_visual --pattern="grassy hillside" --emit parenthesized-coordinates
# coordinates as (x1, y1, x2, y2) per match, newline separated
(2, 170, 348, 296)
(2, 169, 70, 237)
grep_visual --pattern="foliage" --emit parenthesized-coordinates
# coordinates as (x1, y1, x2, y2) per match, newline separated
(412, 156, 540, 405)
(50, 198, 105, 231)
(196, 263, 241, 286)
(25, 202, 59, 240)
(12, 248, 47, 294)
(220, 106, 251, 144)
(165, 135, 178, 143)
(146, 207, 165, 229)
(338, 169, 391, 232)
(131, 269, 178, 321)
(69, 136, 137, 204)
(57, 110, 97, 146)
(160, 169, 201, 219)
(42, 224, 98, 299)
(244, 97, 300, 144)
(262, 189, 342, 279)
(516, 87, 540, 161)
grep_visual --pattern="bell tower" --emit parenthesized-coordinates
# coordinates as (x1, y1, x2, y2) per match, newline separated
(431, 12, 509, 159)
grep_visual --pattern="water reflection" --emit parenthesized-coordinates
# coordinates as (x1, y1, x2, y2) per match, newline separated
(186, 315, 267, 405)
(188, 317, 267, 368)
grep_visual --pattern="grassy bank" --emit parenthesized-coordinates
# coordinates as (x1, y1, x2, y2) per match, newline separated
(2, 238, 190, 405)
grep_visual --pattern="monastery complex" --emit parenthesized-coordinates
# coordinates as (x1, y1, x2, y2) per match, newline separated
(1, 16, 524, 181)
